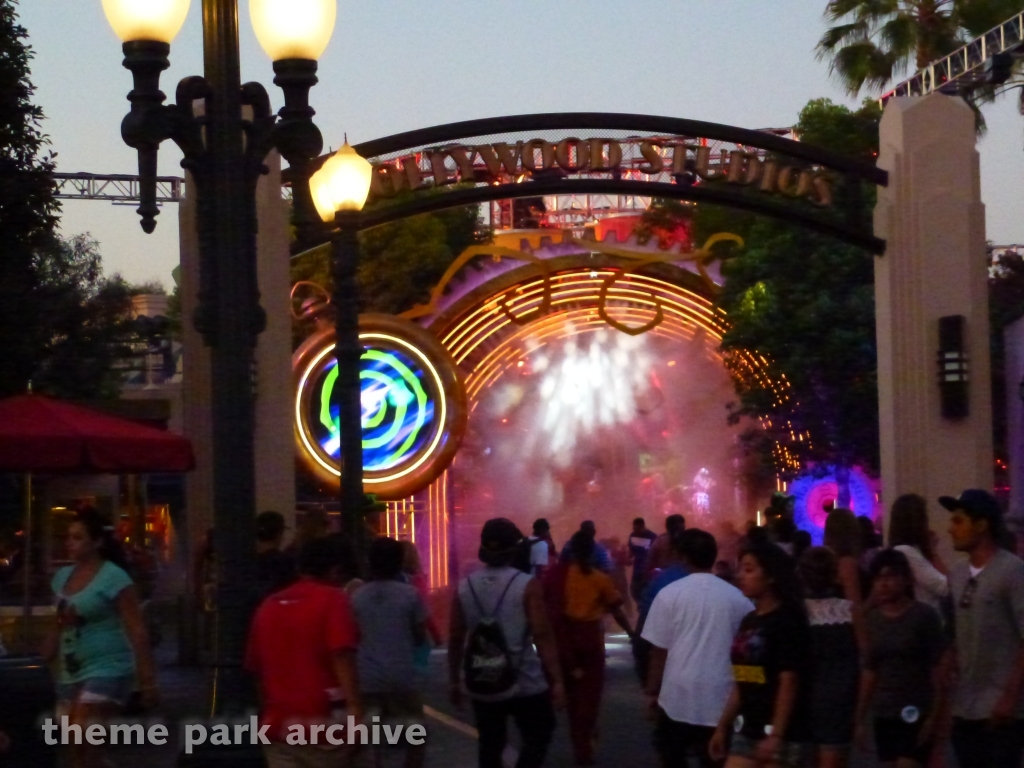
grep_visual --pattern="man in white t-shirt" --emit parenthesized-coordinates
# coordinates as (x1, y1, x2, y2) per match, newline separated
(528, 518, 553, 577)
(642, 528, 753, 768)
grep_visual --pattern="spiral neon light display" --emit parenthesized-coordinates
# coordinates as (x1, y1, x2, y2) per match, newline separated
(314, 347, 434, 471)
(294, 314, 468, 499)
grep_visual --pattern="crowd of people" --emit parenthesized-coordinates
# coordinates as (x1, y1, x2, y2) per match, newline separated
(442, 488, 1023, 768)
(16, 487, 1024, 768)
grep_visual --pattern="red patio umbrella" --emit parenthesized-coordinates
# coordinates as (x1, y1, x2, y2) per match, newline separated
(0, 393, 194, 642)
(0, 394, 194, 473)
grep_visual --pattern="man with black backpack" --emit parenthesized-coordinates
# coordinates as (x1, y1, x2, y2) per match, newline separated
(449, 518, 566, 768)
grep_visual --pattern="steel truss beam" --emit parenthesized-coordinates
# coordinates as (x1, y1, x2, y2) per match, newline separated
(53, 173, 184, 203)
(880, 12, 1024, 103)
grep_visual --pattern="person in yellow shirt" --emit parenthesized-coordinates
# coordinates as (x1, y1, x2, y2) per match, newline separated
(547, 530, 635, 766)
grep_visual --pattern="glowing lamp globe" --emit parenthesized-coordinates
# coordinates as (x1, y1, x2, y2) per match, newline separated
(310, 142, 373, 221)
(249, 0, 336, 62)
(101, 0, 191, 44)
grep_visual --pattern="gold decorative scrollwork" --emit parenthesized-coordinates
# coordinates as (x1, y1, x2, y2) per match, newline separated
(690, 233, 746, 294)
(399, 246, 551, 324)
(494, 252, 552, 326)
(398, 232, 743, 337)
(564, 232, 744, 297)
(570, 231, 744, 336)
(290, 280, 332, 322)
(597, 264, 665, 336)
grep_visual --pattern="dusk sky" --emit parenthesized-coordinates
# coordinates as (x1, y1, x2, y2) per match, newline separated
(17, 0, 1024, 288)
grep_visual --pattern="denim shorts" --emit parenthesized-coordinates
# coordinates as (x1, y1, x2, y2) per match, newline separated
(730, 732, 812, 768)
(57, 675, 135, 707)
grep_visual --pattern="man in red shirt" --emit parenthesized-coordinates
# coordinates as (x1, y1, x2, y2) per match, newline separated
(246, 535, 363, 767)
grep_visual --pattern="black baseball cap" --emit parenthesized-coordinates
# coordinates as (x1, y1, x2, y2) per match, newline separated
(938, 489, 1005, 532)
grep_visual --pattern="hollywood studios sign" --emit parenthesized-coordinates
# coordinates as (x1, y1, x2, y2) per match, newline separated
(368, 137, 834, 207)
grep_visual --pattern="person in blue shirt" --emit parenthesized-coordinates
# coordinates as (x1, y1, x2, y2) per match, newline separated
(560, 520, 612, 573)
(632, 528, 690, 684)
(646, 514, 686, 578)
(627, 517, 658, 604)
(44, 508, 155, 768)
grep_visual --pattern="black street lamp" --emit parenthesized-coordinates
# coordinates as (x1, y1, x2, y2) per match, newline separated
(307, 143, 375, 565)
(102, 0, 335, 713)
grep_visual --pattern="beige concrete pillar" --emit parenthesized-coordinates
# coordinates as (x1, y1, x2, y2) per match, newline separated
(180, 151, 297, 573)
(874, 95, 993, 552)
(253, 154, 297, 526)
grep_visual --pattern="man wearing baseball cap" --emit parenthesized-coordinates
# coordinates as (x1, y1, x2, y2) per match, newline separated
(942, 489, 1024, 768)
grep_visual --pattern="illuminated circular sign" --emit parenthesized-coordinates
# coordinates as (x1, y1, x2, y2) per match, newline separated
(790, 466, 878, 543)
(294, 313, 467, 499)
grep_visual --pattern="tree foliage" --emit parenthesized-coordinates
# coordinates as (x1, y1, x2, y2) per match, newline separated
(291, 205, 488, 322)
(673, 99, 884, 477)
(817, 0, 1024, 96)
(0, 0, 59, 397)
(26, 235, 138, 400)
(357, 205, 485, 316)
(0, 2, 141, 400)
(719, 222, 879, 476)
(719, 99, 882, 476)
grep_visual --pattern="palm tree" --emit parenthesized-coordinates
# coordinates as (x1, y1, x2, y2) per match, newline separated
(817, 0, 961, 95)
(956, 0, 1024, 38)
(817, 0, 1024, 96)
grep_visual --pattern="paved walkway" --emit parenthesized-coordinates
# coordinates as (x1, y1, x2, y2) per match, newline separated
(415, 631, 658, 768)
(50, 625, 1009, 768)
(87, 629, 657, 767)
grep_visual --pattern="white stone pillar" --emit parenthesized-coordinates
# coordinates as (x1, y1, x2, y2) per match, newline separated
(253, 153, 297, 526)
(180, 151, 297, 569)
(874, 95, 993, 552)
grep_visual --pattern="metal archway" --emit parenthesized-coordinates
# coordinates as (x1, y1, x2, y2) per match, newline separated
(295, 111, 888, 253)
(301, 111, 888, 540)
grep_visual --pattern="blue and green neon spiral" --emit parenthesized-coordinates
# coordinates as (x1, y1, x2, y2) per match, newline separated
(317, 348, 435, 471)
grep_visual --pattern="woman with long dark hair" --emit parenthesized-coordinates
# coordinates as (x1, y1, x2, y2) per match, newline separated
(800, 547, 860, 768)
(710, 542, 812, 768)
(888, 495, 949, 613)
(43, 508, 156, 768)
(547, 529, 634, 766)
(855, 549, 945, 768)
(823, 509, 864, 608)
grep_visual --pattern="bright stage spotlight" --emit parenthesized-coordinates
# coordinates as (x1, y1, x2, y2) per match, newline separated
(536, 329, 653, 464)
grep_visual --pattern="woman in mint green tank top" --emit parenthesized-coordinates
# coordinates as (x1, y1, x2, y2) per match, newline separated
(43, 508, 157, 768)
